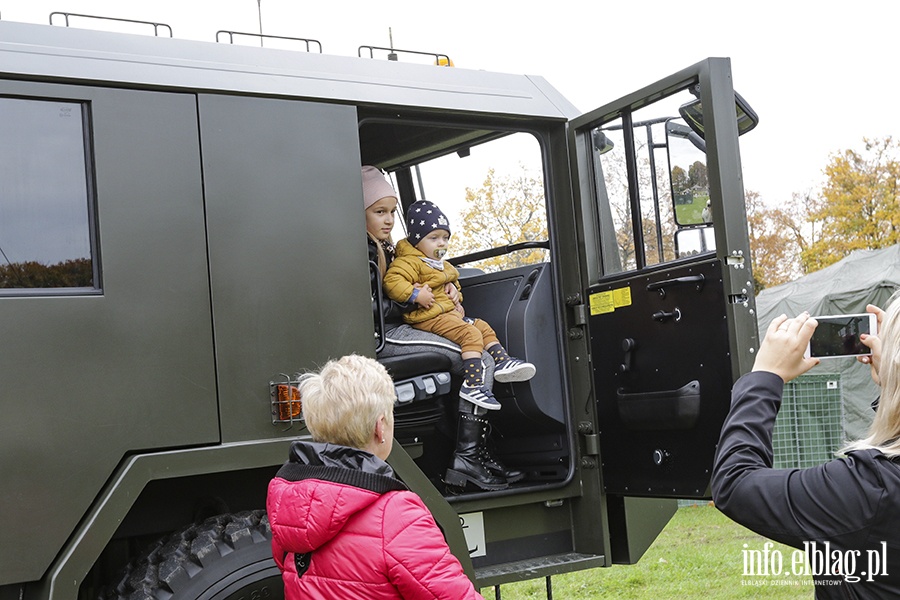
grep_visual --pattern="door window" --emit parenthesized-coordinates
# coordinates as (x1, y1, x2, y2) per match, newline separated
(587, 87, 715, 279)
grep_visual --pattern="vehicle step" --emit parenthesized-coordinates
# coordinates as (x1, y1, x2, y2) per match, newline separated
(475, 552, 607, 587)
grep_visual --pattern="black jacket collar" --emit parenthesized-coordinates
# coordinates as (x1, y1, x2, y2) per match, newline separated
(276, 441, 407, 495)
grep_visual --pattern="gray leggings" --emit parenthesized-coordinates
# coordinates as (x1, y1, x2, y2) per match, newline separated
(381, 325, 495, 415)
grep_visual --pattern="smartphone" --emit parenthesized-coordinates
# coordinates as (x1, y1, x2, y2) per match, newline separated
(805, 313, 878, 359)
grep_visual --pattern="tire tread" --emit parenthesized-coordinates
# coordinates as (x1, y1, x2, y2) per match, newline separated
(105, 510, 272, 600)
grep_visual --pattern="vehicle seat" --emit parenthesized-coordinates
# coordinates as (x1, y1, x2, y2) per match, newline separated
(371, 260, 453, 453)
(378, 352, 452, 457)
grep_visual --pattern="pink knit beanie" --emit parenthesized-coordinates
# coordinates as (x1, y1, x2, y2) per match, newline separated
(361, 166, 397, 209)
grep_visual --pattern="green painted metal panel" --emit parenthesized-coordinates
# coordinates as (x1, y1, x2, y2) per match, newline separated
(0, 81, 216, 584)
(198, 94, 374, 442)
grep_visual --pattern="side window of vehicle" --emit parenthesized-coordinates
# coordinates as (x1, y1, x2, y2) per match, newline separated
(0, 97, 97, 292)
(410, 132, 548, 273)
(589, 87, 715, 277)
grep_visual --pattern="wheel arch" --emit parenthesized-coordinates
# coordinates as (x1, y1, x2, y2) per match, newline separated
(32, 440, 292, 600)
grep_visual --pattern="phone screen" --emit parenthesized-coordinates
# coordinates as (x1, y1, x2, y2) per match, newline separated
(808, 315, 872, 358)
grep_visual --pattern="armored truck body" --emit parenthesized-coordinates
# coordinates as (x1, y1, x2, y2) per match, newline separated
(0, 18, 757, 600)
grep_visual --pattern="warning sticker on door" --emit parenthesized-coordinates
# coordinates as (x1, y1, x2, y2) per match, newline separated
(590, 286, 632, 315)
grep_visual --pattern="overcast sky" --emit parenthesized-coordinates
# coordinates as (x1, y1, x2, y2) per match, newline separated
(4, 0, 898, 207)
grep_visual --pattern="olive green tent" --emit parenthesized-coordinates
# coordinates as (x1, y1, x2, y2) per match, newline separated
(755, 244, 900, 442)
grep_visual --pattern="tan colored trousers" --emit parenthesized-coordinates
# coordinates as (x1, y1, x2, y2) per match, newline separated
(412, 312, 499, 355)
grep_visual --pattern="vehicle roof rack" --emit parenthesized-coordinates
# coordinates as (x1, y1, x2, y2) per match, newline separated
(215, 30, 322, 52)
(49, 12, 173, 37)
(358, 45, 452, 65)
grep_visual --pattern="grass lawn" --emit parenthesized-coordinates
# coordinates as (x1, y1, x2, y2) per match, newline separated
(480, 504, 814, 599)
(674, 195, 709, 224)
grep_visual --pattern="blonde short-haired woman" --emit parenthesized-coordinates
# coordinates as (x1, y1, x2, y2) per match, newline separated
(267, 354, 483, 600)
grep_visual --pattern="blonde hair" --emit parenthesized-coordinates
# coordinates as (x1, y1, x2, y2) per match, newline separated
(368, 231, 387, 276)
(298, 354, 395, 449)
(843, 290, 900, 457)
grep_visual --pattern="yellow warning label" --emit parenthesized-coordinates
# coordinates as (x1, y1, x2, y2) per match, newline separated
(589, 291, 614, 315)
(613, 286, 632, 308)
(589, 286, 632, 316)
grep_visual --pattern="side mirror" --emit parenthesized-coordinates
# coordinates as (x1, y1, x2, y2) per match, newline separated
(666, 119, 711, 226)
(678, 85, 759, 139)
(675, 226, 715, 257)
(592, 129, 615, 155)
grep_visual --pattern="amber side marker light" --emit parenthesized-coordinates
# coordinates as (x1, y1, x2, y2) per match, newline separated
(270, 375, 303, 424)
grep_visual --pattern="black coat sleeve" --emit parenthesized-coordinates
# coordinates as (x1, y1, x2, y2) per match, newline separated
(711, 371, 885, 550)
(368, 238, 411, 326)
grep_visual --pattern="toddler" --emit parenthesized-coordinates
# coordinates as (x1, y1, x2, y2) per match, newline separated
(383, 200, 535, 410)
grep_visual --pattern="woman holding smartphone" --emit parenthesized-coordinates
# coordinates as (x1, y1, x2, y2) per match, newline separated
(711, 295, 899, 597)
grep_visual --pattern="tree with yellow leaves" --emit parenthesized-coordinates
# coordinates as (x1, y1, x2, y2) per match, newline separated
(745, 189, 813, 291)
(803, 136, 900, 271)
(452, 166, 548, 272)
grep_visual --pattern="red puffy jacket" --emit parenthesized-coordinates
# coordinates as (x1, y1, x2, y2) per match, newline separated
(267, 441, 484, 600)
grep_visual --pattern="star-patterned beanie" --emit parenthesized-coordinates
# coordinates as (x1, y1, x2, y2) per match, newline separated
(406, 200, 451, 243)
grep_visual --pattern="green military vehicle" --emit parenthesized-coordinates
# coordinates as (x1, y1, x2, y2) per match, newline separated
(0, 13, 759, 600)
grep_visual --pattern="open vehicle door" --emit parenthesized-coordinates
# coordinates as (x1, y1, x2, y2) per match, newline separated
(569, 58, 759, 506)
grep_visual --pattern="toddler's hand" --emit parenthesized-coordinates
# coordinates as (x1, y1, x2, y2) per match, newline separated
(415, 285, 435, 308)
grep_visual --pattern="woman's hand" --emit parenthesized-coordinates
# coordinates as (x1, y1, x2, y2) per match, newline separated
(858, 303, 885, 384)
(444, 283, 464, 316)
(752, 312, 820, 383)
(444, 283, 459, 303)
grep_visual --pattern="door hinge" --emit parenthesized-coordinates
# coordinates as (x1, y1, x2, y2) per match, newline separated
(578, 421, 600, 456)
(566, 293, 587, 327)
(571, 303, 587, 327)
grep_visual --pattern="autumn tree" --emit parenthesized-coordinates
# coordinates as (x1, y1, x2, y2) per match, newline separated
(803, 136, 900, 270)
(746, 190, 805, 291)
(0, 258, 93, 288)
(453, 167, 548, 272)
(687, 160, 709, 190)
(671, 165, 689, 194)
(745, 137, 899, 290)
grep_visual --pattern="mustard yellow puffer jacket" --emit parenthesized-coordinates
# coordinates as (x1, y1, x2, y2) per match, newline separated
(383, 239, 462, 324)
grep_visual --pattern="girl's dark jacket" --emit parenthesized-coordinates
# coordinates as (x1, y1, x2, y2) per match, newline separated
(369, 236, 409, 331)
(712, 371, 900, 598)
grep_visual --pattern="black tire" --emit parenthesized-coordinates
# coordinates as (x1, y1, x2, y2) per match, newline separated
(108, 510, 283, 600)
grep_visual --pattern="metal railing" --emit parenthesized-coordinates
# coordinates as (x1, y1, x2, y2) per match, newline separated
(215, 30, 322, 52)
(49, 12, 173, 37)
(358, 45, 452, 65)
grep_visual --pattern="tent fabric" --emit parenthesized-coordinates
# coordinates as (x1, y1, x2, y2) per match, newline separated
(755, 245, 900, 440)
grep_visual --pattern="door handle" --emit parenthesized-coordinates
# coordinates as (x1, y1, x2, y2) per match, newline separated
(646, 274, 705, 298)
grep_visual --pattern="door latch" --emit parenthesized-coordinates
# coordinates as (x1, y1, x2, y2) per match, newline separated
(652, 308, 682, 323)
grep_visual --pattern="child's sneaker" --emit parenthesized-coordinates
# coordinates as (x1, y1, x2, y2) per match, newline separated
(494, 357, 536, 383)
(460, 383, 501, 410)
